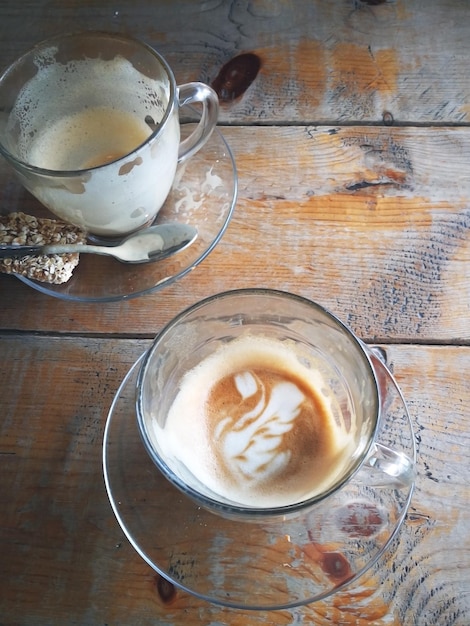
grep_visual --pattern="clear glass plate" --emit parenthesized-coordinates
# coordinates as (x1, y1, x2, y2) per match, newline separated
(15, 111, 237, 302)
(103, 349, 416, 610)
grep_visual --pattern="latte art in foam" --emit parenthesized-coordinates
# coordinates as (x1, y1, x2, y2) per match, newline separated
(214, 371, 306, 482)
(151, 336, 358, 507)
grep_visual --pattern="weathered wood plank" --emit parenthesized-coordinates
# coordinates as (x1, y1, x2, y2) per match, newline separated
(0, 336, 468, 624)
(1, 125, 469, 343)
(0, 2, 468, 625)
(0, 0, 470, 124)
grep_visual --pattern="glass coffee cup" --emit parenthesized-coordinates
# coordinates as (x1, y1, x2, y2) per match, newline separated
(136, 289, 415, 521)
(0, 31, 219, 237)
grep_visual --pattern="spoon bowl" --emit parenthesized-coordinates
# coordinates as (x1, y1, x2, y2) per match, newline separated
(0, 222, 198, 264)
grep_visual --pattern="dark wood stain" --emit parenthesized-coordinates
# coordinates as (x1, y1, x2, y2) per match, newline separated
(305, 537, 354, 586)
(320, 551, 354, 584)
(155, 574, 177, 604)
(212, 53, 261, 102)
(335, 501, 385, 538)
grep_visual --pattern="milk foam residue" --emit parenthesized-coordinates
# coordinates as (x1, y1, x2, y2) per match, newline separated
(151, 335, 357, 507)
(8, 55, 178, 236)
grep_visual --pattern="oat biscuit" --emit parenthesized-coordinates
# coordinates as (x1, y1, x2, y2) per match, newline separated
(0, 212, 86, 284)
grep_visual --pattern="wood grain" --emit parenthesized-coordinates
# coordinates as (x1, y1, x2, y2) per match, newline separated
(0, 337, 468, 624)
(0, 0, 470, 125)
(1, 125, 469, 342)
(1, 0, 469, 624)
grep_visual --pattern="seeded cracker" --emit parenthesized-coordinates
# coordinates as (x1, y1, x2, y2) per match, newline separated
(0, 212, 87, 284)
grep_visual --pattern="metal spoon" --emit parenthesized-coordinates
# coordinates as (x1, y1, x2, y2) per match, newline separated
(0, 222, 198, 264)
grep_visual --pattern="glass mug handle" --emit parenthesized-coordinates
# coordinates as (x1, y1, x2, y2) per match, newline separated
(364, 442, 415, 488)
(361, 345, 416, 489)
(177, 82, 219, 162)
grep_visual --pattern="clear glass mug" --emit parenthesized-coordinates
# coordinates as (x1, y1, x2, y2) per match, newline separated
(136, 288, 415, 522)
(0, 31, 219, 237)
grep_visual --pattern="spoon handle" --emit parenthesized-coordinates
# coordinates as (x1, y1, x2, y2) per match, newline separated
(0, 243, 102, 258)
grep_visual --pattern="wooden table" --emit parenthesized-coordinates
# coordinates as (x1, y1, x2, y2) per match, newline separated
(1, 1, 469, 624)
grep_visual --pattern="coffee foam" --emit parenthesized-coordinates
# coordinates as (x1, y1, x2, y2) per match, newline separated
(151, 335, 357, 508)
(10, 54, 166, 164)
(27, 107, 151, 170)
(7, 55, 179, 236)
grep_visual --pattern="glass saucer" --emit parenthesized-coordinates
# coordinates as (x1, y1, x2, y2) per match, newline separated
(103, 348, 416, 610)
(15, 112, 237, 302)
